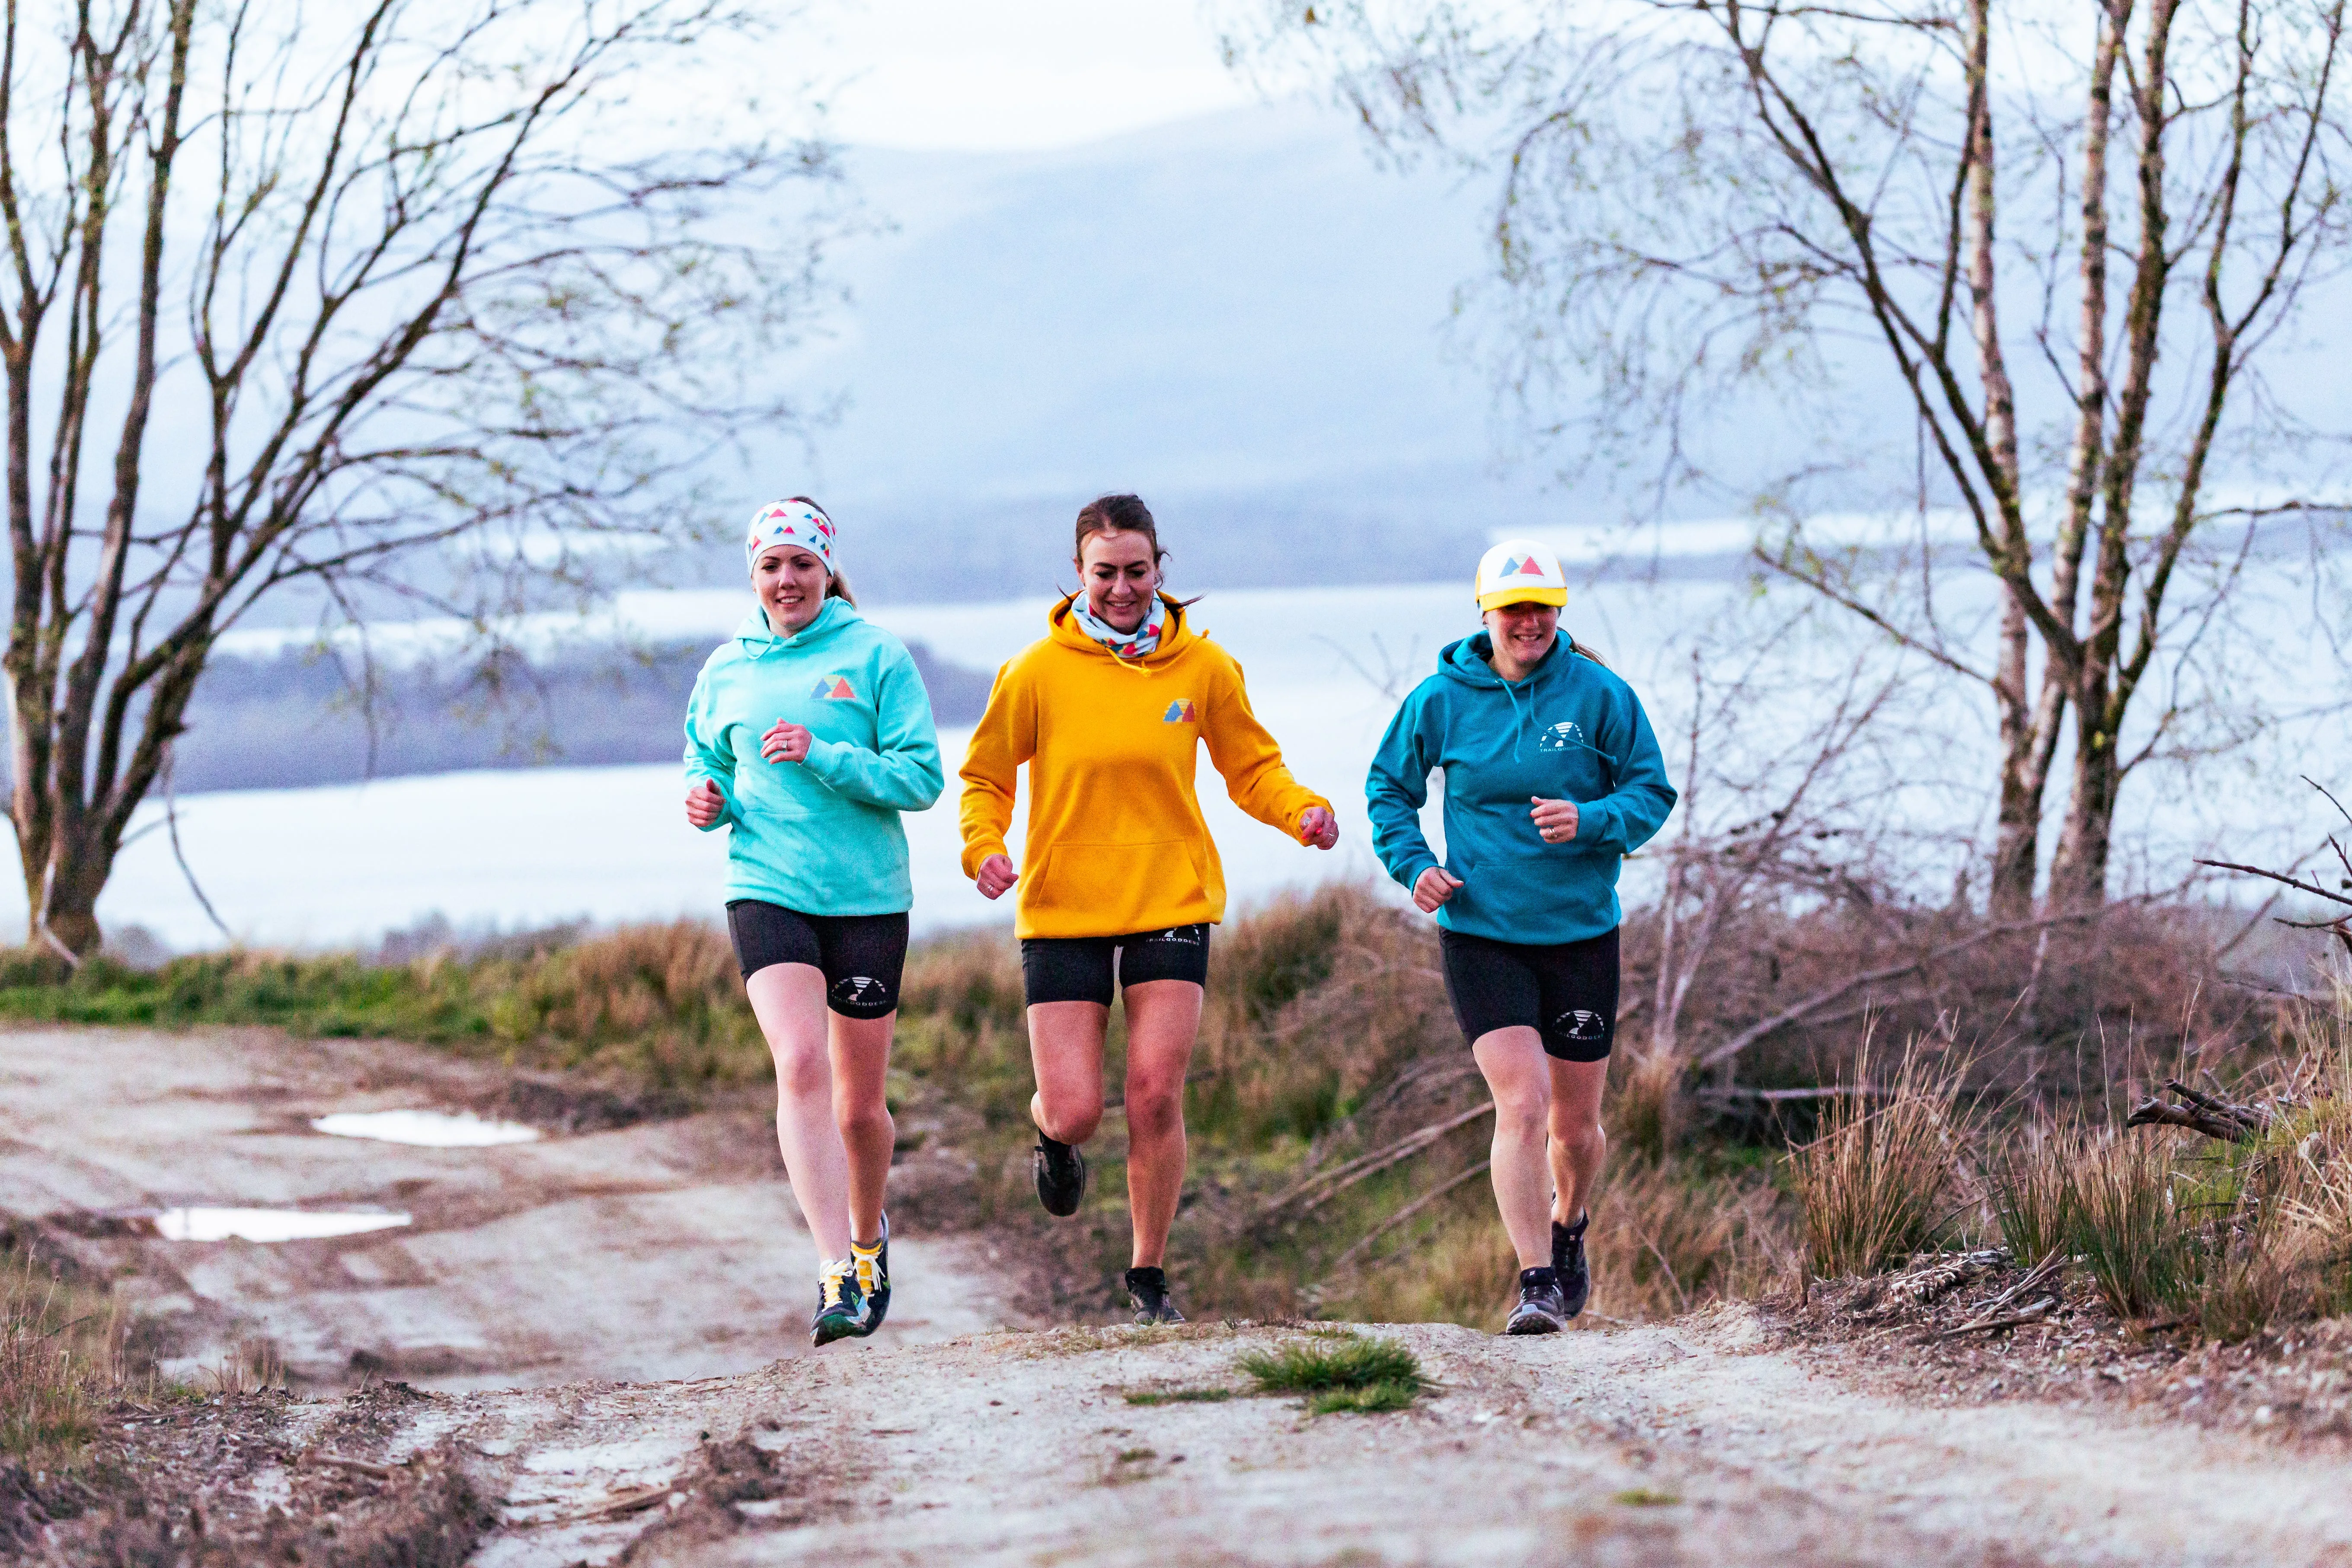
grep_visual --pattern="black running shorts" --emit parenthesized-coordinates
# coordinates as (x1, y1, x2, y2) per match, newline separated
(1438, 926, 1620, 1062)
(725, 901, 908, 1019)
(1020, 924, 1212, 1007)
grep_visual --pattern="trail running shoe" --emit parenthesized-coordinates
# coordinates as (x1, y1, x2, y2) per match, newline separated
(851, 1212, 891, 1337)
(1505, 1266, 1568, 1335)
(1033, 1135, 1087, 1217)
(810, 1257, 866, 1348)
(1552, 1210, 1591, 1319)
(1125, 1266, 1186, 1325)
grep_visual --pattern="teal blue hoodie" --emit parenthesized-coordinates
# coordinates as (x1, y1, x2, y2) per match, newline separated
(683, 597, 944, 915)
(1366, 632, 1676, 945)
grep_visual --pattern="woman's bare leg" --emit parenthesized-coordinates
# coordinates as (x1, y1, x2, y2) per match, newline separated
(1473, 1027, 1555, 1269)
(1119, 979, 1204, 1269)
(1547, 1056, 1609, 1227)
(1027, 999, 1109, 1146)
(831, 1011, 895, 1247)
(746, 964, 851, 1263)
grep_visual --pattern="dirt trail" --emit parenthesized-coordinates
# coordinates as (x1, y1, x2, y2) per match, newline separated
(385, 1312, 2352, 1567)
(10, 1023, 2352, 1565)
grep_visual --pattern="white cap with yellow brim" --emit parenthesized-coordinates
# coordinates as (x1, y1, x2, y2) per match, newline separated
(1475, 538, 1569, 611)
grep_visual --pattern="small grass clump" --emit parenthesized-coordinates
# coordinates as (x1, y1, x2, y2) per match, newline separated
(1306, 1381, 1418, 1415)
(1613, 1488, 1682, 1507)
(1237, 1335, 1425, 1414)
(1123, 1387, 1237, 1406)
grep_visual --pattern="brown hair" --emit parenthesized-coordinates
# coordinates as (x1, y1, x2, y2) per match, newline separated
(1074, 492, 1166, 568)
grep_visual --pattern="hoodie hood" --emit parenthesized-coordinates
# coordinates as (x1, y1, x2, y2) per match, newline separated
(735, 594, 854, 657)
(1047, 591, 1198, 670)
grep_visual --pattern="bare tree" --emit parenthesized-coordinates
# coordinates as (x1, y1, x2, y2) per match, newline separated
(2, 0, 840, 956)
(1224, 0, 2352, 913)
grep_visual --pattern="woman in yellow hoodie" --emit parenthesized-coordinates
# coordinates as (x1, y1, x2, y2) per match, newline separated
(961, 493, 1338, 1322)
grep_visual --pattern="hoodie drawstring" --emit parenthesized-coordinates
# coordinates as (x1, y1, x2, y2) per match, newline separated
(1501, 671, 1533, 760)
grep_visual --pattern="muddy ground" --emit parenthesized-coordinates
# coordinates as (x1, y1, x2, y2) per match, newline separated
(9, 1023, 2352, 1565)
(0, 1024, 1015, 1391)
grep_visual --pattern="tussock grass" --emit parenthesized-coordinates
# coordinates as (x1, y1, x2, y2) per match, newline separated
(1790, 1040, 1969, 1277)
(2, 1260, 120, 1468)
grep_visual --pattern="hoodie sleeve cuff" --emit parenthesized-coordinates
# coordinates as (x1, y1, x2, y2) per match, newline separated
(1392, 853, 1438, 891)
(800, 736, 850, 785)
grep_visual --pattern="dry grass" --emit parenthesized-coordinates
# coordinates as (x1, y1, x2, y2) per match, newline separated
(1, 1259, 120, 1468)
(1789, 1039, 1971, 1278)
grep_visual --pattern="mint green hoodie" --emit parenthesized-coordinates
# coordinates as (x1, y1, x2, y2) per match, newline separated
(683, 597, 944, 915)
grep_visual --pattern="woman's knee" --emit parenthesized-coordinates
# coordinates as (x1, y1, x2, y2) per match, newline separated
(1036, 1089, 1103, 1145)
(1123, 1077, 1186, 1138)
(834, 1092, 892, 1144)
(1492, 1085, 1551, 1143)
(770, 1040, 831, 1100)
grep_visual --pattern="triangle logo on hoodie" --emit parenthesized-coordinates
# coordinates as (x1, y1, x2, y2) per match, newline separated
(811, 675, 856, 700)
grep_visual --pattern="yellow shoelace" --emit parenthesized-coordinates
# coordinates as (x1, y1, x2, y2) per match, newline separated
(851, 1242, 883, 1296)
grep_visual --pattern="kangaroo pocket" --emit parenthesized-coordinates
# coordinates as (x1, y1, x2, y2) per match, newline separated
(1023, 839, 1212, 935)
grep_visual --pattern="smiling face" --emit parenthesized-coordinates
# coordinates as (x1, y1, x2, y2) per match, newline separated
(753, 544, 830, 633)
(1482, 600, 1560, 678)
(1078, 528, 1159, 635)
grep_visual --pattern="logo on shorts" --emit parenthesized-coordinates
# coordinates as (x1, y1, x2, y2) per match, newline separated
(1141, 927, 1202, 945)
(811, 675, 856, 700)
(832, 974, 886, 1007)
(1161, 699, 1198, 724)
(1555, 1009, 1611, 1044)
(1537, 720, 1586, 753)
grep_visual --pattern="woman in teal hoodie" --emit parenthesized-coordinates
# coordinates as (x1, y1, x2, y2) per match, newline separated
(1365, 539, 1676, 1335)
(683, 497, 944, 1347)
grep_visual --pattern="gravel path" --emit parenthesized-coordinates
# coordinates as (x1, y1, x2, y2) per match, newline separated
(427, 1311, 2352, 1567)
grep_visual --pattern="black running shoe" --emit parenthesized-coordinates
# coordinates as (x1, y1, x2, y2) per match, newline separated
(1033, 1135, 1086, 1217)
(850, 1211, 891, 1337)
(810, 1258, 866, 1348)
(1552, 1209, 1591, 1319)
(1505, 1266, 1568, 1335)
(1124, 1266, 1186, 1324)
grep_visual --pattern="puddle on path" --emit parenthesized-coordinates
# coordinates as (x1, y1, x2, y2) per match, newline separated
(310, 1108, 543, 1147)
(153, 1207, 413, 1242)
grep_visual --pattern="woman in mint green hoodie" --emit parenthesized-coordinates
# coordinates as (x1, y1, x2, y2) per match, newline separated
(1366, 539, 1675, 1336)
(683, 497, 944, 1348)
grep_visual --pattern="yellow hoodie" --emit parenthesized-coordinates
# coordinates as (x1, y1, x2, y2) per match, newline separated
(959, 594, 1331, 940)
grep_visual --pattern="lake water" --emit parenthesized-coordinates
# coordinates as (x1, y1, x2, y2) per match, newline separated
(11, 568, 2335, 953)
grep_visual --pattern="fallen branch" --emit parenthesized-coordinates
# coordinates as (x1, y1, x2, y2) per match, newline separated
(1326, 1159, 1493, 1272)
(1932, 1295, 2057, 1340)
(1253, 1103, 1495, 1224)
(2163, 1078, 2268, 1135)
(1694, 909, 2117, 1070)
(2125, 1077, 2269, 1143)
(1973, 1251, 2068, 1319)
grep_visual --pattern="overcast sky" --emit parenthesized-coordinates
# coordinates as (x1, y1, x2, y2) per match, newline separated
(802, 1, 1269, 150)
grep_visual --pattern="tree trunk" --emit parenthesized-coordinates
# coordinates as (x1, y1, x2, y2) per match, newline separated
(2051, 680, 2120, 906)
(1987, 588, 2041, 920)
